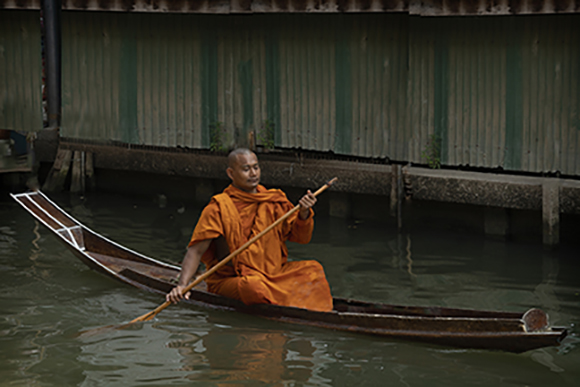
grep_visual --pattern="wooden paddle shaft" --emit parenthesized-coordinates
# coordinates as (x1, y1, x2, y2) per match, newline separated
(131, 177, 338, 323)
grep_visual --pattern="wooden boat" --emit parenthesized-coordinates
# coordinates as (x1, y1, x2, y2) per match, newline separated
(12, 190, 567, 353)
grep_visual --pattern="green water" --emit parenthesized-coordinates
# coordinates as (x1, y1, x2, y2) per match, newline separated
(1, 191, 578, 386)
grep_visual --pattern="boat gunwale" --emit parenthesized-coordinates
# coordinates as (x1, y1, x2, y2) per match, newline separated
(11, 191, 180, 271)
(11, 190, 569, 352)
(9, 191, 545, 325)
(14, 191, 529, 322)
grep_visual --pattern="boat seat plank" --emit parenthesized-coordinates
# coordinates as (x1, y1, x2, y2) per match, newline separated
(56, 226, 85, 251)
(86, 252, 181, 281)
(119, 268, 175, 294)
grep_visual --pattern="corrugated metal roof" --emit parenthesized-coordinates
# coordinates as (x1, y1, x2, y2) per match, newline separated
(0, 10, 43, 132)
(407, 15, 579, 175)
(1, 0, 579, 15)
(62, 12, 208, 147)
(410, 0, 580, 15)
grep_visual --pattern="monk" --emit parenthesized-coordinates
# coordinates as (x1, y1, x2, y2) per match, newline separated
(166, 148, 333, 312)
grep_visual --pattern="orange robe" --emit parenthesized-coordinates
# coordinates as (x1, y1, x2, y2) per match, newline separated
(188, 184, 333, 312)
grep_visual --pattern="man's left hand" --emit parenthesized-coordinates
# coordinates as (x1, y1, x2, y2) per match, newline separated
(298, 190, 316, 220)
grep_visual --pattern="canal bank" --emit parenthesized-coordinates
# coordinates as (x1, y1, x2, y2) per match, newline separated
(19, 139, 579, 247)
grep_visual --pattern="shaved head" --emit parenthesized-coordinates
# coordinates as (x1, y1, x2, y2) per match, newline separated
(226, 148, 261, 193)
(228, 148, 256, 168)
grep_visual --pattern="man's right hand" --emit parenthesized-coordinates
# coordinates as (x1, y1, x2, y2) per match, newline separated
(166, 285, 190, 304)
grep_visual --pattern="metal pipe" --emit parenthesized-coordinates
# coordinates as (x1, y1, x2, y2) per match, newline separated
(42, 0, 62, 130)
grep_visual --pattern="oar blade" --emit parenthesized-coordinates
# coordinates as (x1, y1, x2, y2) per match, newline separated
(76, 301, 170, 338)
(75, 322, 134, 338)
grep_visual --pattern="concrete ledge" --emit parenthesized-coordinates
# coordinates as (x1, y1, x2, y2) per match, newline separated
(58, 142, 393, 196)
(407, 168, 580, 214)
(561, 181, 580, 214)
(57, 141, 580, 215)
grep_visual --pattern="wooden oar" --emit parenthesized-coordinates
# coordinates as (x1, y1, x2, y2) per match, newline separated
(78, 177, 337, 337)
(131, 177, 337, 323)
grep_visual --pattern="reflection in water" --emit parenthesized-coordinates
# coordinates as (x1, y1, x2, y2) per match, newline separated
(531, 349, 565, 373)
(16, 222, 49, 379)
(530, 255, 564, 373)
(386, 234, 416, 281)
(2, 220, 46, 379)
(535, 254, 561, 322)
(404, 234, 416, 279)
(31, 221, 40, 254)
(166, 324, 317, 385)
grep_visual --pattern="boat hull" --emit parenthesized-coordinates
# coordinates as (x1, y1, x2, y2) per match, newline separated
(12, 191, 567, 353)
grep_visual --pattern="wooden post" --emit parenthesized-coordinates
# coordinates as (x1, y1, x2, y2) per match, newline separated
(329, 191, 351, 218)
(248, 131, 256, 151)
(70, 150, 85, 193)
(390, 164, 403, 230)
(542, 180, 560, 247)
(195, 179, 214, 204)
(42, 148, 72, 192)
(85, 151, 95, 191)
(390, 165, 398, 217)
(484, 207, 510, 240)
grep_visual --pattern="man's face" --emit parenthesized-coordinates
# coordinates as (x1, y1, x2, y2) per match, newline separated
(227, 152, 261, 193)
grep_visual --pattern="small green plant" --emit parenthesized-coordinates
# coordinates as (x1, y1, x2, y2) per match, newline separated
(257, 119, 275, 150)
(421, 133, 441, 169)
(209, 121, 229, 152)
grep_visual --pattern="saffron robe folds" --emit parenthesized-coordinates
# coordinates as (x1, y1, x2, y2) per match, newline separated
(188, 184, 333, 312)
